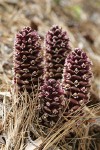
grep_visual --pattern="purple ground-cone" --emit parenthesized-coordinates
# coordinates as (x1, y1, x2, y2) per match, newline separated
(44, 25, 71, 81)
(14, 27, 43, 94)
(62, 48, 93, 113)
(38, 79, 65, 126)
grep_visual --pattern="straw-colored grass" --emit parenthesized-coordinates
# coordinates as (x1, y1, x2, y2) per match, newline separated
(0, 87, 99, 150)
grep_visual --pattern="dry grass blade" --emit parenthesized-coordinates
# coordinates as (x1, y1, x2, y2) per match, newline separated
(1, 89, 36, 150)
(0, 86, 99, 150)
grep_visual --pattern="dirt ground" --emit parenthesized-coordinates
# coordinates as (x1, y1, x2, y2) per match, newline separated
(0, 0, 100, 149)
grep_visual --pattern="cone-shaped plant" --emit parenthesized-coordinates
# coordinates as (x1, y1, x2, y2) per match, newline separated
(44, 25, 71, 81)
(38, 79, 65, 127)
(14, 27, 43, 94)
(62, 48, 93, 113)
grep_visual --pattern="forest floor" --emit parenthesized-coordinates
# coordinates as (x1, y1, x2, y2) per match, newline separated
(0, 0, 100, 149)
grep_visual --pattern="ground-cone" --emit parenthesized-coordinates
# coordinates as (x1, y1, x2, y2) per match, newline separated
(44, 25, 71, 81)
(38, 79, 65, 127)
(62, 48, 93, 113)
(13, 27, 43, 94)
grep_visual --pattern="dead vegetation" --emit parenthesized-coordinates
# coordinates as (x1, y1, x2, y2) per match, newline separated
(0, 0, 100, 149)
